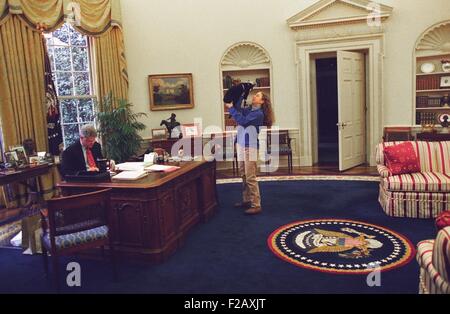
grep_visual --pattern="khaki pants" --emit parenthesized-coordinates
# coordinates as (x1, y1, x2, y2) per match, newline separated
(236, 144, 261, 208)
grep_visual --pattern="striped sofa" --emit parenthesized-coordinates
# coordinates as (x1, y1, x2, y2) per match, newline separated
(416, 226, 450, 294)
(377, 141, 450, 218)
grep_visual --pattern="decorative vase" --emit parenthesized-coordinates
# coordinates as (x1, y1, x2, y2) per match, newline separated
(442, 59, 450, 73)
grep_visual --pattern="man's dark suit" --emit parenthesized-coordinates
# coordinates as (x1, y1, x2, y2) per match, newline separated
(60, 141, 103, 177)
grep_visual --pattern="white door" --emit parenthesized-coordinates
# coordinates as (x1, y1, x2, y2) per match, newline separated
(337, 51, 366, 171)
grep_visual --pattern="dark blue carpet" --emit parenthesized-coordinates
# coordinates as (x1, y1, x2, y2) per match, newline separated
(0, 180, 437, 294)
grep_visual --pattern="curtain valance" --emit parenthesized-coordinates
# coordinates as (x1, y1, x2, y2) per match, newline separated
(0, 0, 122, 35)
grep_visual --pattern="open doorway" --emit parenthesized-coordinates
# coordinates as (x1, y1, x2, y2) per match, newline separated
(316, 57, 338, 165)
(311, 50, 368, 171)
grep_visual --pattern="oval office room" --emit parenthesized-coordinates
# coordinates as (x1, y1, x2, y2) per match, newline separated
(0, 0, 449, 302)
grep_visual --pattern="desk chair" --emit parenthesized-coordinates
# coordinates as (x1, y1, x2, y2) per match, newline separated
(266, 130, 293, 174)
(41, 188, 117, 290)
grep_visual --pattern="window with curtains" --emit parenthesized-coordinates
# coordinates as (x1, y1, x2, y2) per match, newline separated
(44, 23, 96, 148)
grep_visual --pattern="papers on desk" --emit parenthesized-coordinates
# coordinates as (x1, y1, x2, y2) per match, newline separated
(144, 164, 180, 173)
(115, 162, 145, 171)
(112, 170, 148, 181)
(115, 162, 180, 175)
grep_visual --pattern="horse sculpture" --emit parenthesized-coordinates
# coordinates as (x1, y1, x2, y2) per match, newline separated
(160, 113, 181, 138)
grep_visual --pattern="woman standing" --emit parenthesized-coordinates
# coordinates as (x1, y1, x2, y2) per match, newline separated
(225, 92, 274, 215)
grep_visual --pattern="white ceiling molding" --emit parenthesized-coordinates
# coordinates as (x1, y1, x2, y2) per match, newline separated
(287, 0, 393, 30)
(221, 42, 271, 69)
(416, 21, 450, 55)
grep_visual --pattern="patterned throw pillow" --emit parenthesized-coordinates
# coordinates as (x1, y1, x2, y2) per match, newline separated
(436, 211, 450, 231)
(383, 142, 420, 175)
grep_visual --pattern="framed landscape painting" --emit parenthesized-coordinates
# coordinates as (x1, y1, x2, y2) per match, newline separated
(149, 73, 194, 111)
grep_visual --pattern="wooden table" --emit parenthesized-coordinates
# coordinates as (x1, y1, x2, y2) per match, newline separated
(0, 163, 54, 253)
(0, 163, 53, 186)
(0, 163, 54, 223)
(57, 161, 218, 263)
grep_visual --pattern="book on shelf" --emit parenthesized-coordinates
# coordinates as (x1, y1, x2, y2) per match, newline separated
(416, 96, 428, 108)
(428, 96, 442, 107)
(417, 75, 441, 90)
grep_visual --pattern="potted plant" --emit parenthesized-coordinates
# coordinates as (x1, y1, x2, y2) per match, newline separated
(96, 93, 147, 163)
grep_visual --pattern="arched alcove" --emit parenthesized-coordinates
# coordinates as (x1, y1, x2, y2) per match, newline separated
(219, 42, 272, 128)
(413, 20, 450, 126)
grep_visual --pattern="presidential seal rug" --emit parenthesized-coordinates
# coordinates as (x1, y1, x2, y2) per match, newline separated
(268, 219, 415, 275)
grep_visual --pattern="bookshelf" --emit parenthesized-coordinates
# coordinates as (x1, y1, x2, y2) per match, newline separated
(415, 53, 450, 125)
(220, 42, 272, 128)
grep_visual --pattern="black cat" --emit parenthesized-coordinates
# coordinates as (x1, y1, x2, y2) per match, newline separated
(223, 82, 255, 108)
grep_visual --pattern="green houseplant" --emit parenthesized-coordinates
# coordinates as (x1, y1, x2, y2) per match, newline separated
(96, 93, 147, 163)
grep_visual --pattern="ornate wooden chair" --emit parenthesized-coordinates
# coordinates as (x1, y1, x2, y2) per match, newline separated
(266, 130, 293, 173)
(40, 188, 117, 290)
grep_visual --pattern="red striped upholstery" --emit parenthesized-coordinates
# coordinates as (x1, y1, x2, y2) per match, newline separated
(416, 227, 450, 294)
(436, 141, 450, 174)
(382, 172, 450, 192)
(377, 141, 450, 218)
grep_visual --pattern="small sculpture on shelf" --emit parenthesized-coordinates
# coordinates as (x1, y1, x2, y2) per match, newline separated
(420, 112, 437, 133)
(441, 94, 450, 108)
(439, 114, 450, 134)
(442, 59, 450, 73)
(160, 113, 182, 139)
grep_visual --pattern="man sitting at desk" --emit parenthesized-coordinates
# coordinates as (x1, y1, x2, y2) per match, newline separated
(60, 124, 103, 177)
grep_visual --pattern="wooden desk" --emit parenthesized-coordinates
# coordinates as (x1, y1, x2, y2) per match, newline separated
(57, 161, 218, 263)
(416, 132, 450, 142)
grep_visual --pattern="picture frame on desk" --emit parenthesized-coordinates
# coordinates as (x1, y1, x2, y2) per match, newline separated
(28, 156, 41, 166)
(151, 128, 168, 140)
(10, 146, 28, 166)
(181, 123, 201, 138)
(4, 151, 18, 167)
(148, 73, 194, 111)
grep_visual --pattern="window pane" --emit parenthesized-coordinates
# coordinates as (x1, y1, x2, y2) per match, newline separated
(56, 72, 74, 96)
(74, 72, 91, 96)
(63, 124, 80, 148)
(69, 25, 87, 46)
(52, 24, 70, 45)
(45, 35, 54, 47)
(60, 99, 78, 123)
(54, 47, 71, 71)
(47, 47, 56, 72)
(71, 47, 88, 71)
(79, 98, 95, 123)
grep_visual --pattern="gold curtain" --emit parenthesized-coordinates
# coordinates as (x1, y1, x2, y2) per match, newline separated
(0, 15, 58, 207)
(0, 15, 47, 151)
(0, 0, 7, 22)
(91, 26, 128, 108)
(0, 0, 122, 33)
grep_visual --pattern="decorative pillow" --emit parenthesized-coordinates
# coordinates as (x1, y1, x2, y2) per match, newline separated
(436, 211, 450, 231)
(383, 142, 420, 175)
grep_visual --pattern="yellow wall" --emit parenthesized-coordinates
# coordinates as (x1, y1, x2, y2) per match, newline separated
(121, 0, 450, 137)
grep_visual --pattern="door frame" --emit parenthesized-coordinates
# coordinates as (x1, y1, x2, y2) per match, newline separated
(311, 51, 369, 167)
(295, 35, 384, 167)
